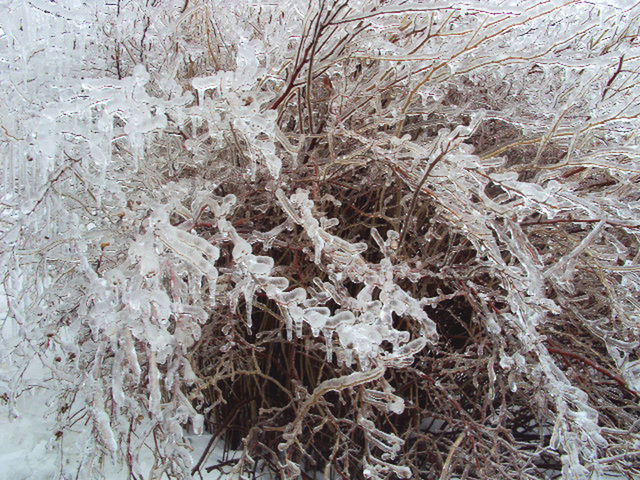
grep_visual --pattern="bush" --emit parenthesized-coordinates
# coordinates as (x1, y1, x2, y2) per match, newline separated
(1, 1, 639, 479)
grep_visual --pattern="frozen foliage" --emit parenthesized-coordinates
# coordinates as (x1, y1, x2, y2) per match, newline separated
(1, 1, 640, 479)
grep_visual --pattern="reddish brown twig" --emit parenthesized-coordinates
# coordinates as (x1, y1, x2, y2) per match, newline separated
(546, 344, 639, 400)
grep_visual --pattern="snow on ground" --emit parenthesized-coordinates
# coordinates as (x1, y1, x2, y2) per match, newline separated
(0, 387, 236, 480)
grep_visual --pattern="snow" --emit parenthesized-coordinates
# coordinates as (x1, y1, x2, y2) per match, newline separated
(0, 388, 237, 480)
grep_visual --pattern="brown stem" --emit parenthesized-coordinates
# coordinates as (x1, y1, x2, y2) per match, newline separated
(191, 398, 251, 476)
(602, 55, 624, 100)
(546, 343, 639, 400)
(397, 135, 458, 254)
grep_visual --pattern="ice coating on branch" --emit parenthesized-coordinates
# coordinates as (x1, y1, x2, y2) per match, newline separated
(337, 323, 383, 369)
(279, 367, 386, 454)
(147, 349, 162, 419)
(326, 310, 356, 329)
(246, 255, 274, 275)
(129, 234, 160, 277)
(156, 224, 219, 305)
(93, 407, 118, 455)
(275, 186, 438, 366)
(191, 75, 217, 104)
(304, 307, 331, 337)
(358, 415, 404, 460)
(364, 389, 405, 414)
(122, 328, 141, 380)
(382, 337, 427, 368)
(279, 287, 307, 305)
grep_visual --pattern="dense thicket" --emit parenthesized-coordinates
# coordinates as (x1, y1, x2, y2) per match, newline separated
(1, 1, 640, 479)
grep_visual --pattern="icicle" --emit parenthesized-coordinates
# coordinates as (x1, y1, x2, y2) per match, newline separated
(304, 307, 331, 337)
(324, 330, 333, 361)
(112, 347, 126, 406)
(243, 280, 257, 328)
(91, 396, 118, 455)
(147, 349, 162, 419)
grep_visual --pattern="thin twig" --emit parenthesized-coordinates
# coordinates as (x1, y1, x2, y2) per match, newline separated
(439, 431, 465, 480)
(191, 398, 251, 476)
(397, 135, 458, 253)
(602, 55, 624, 100)
(546, 344, 640, 400)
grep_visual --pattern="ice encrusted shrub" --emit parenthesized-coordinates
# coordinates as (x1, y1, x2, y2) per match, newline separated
(1, 1, 639, 479)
